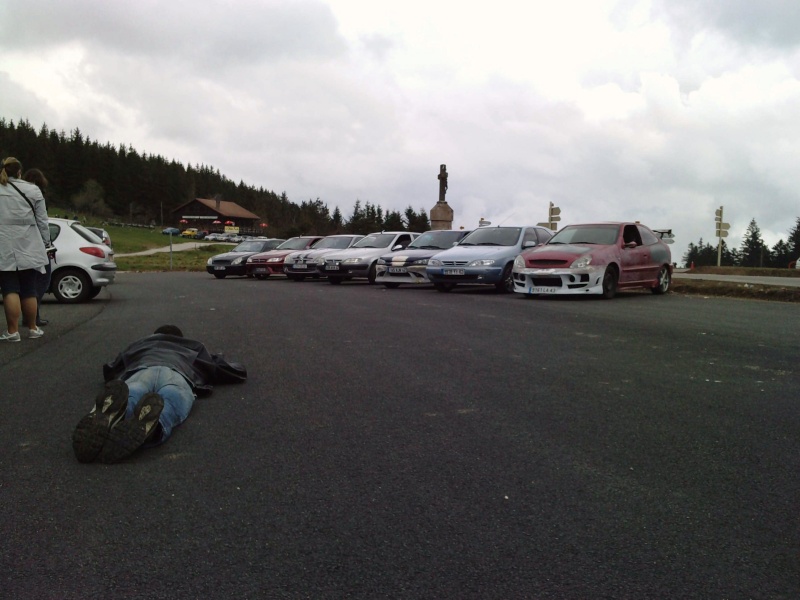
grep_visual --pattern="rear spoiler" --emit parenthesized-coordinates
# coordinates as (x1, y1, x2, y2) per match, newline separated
(653, 229, 674, 244)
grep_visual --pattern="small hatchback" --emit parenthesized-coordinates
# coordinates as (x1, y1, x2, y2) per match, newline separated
(426, 225, 552, 292)
(48, 218, 117, 303)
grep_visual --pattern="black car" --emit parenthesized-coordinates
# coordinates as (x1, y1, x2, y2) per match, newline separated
(206, 238, 285, 278)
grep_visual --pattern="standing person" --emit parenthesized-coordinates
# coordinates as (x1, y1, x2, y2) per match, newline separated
(0, 157, 50, 342)
(72, 325, 247, 463)
(22, 168, 52, 326)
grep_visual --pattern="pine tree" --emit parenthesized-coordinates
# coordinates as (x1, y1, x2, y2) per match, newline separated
(738, 219, 770, 267)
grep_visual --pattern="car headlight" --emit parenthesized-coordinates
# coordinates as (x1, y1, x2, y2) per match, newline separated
(513, 255, 526, 270)
(316, 257, 326, 265)
(342, 258, 363, 264)
(232, 257, 244, 265)
(468, 259, 495, 267)
(411, 258, 429, 266)
(266, 257, 282, 262)
(428, 258, 442, 267)
(207, 258, 213, 266)
(571, 255, 592, 268)
(377, 258, 387, 265)
(246, 257, 254, 263)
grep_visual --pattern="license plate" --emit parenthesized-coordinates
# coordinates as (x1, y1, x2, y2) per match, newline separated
(326, 265, 340, 271)
(294, 263, 307, 269)
(530, 286, 557, 293)
(254, 267, 267, 273)
(388, 267, 407, 273)
(213, 266, 226, 271)
(443, 268, 465, 275)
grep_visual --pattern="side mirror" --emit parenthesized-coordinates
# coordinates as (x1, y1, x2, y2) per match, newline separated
(522, 241, 537, 249)
(623, 241, 637, 248)
(392, 244, 404, 251)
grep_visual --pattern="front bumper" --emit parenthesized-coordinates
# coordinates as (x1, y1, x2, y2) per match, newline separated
(247, 263, 286, 276)
(320, 262, 369, 278)
(512, 266, 606, 295)
(375, 264, 431, 285)
(206, 264, 247, 276)
(426, 265, 504, 285)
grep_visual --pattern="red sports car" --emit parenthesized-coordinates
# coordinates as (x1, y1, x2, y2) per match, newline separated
(512, 222, 673, 299)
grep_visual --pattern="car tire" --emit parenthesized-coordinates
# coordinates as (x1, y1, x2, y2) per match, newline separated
(601, 266, 618, 299)
(434, 283, 456, 293)
(383, 283, 401, 289)
(213, 273, 226, 279)
(494, 263, 514, 293)
(51, 268, 92, 303)
(89, 286, 102, 299)
(651, 266, 671, 294)
(367, 262, 377, 284)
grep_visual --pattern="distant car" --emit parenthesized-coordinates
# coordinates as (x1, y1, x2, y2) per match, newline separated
(426, 226, 552, 292)
(319, 231, 420, 285)
(191, 230, 209, 240)
(162, 227, 181, 235)
(86, 226, 112, 247)
(47, 218, 117, 303)
(180, 227, 199, 238)
(512, 222, 673, 299)
(204, 232, 225, 242)
(246, 236, 325, 279)
(283, 234, 364, 281)
(206, 238, 286, 278)
(375, 229, 471, 288)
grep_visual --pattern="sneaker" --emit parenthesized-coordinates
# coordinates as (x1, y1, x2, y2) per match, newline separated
(0, 331, 21, 342)
(29, 327, 44, 339)
(72, 380, 130, 463)
(99, 393, 164, 464)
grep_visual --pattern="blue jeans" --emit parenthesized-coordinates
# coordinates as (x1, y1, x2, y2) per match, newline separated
(123, 366, 195, 445)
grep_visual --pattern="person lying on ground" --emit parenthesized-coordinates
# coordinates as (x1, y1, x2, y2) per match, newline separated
(72, 324, 247, 464)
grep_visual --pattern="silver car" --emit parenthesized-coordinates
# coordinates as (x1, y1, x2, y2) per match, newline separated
(283, 234, 364, 281)
(48, 218, 117, 302)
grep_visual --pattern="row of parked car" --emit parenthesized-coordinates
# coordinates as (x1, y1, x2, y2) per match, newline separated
(206, 222, 675, 299)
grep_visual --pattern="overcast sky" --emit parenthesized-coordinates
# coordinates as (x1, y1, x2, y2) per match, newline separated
(2, 0, 799, 261)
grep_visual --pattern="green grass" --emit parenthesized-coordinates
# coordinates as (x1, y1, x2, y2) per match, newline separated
(116, 245, 226, 272)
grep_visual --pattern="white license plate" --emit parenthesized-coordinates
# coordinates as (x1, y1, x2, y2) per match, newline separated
(294, 263, 307, 269)
(326, 265, 340, 271)
(213, 266, 226, 271)
(530, 286, 558, 293)
(388, 267, 407, 273)
(443, 268, 465, 275)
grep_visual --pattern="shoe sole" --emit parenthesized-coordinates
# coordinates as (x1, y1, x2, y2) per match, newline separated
(99, 393, 164, 464)
(72, 380, 130, 463)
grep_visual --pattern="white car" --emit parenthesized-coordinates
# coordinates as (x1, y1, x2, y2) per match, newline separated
(48, 218, 117, 302)
(318, 231, 420, 284)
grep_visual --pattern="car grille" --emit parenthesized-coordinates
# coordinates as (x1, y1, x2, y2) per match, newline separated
(324, 259, 342, 265)
(211, 259, 232, 266)
(529, 259, 570, 267)
(441, 260, 469, 266)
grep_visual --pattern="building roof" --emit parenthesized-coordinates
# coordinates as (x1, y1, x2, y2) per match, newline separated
(173, 198, 260, 220)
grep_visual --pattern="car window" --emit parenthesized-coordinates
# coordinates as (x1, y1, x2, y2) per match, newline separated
(459, 227, 521, 246)
(548, 225, 618, 245)
(353, 233, 396, 248)
(72, 223, 104, 244)
(314, 236, 358, 249)
(277, 237, 315, 250)
(408, 230, 466, 249)
(622, 225, 643, 246)
(637, 226, 659, 246)
(522, 228, 543, 245)
(49, 223, 61, 243)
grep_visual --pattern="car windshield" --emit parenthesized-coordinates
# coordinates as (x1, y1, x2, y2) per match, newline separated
(233, 241, 268, 252)
(459, 227, 521, 247)
(73, 223, 104, 244)
(548, 225, 619, 245)
(314, 236, 358, 249)
(353, 233, 396, 248)
(277, 237, 315, 250)
(407, 230, 466, 249)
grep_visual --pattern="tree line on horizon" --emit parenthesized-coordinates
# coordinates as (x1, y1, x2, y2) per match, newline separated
(0, 118, 431, 238)
(682, 218, 800, 268)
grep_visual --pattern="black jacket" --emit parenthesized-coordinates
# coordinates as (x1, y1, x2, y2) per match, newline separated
(103, 334, 247, 397)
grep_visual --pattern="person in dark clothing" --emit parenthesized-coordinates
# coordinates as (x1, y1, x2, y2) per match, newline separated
(72, 325, 247, 464)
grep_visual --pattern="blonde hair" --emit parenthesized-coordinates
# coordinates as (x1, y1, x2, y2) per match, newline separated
(0, 157, 22, 186)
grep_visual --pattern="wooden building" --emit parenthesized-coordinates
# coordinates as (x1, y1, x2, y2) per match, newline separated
(170, 198, 262, 234)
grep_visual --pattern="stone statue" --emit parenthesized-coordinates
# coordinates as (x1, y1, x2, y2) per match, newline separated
(437, 164, 448, 203)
